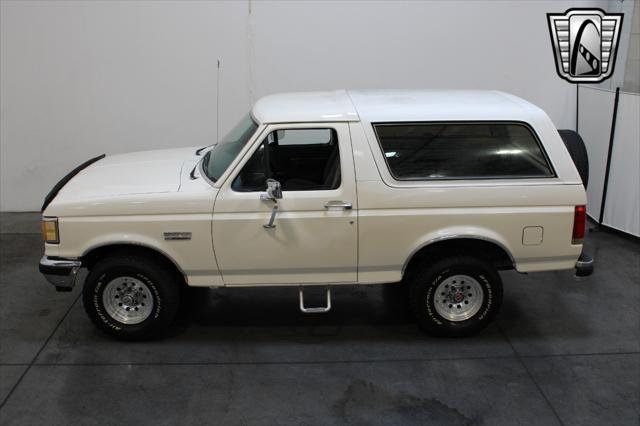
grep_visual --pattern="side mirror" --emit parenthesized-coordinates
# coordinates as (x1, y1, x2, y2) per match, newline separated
(264, 178, 282, 201)
(261, 179, 282, 229)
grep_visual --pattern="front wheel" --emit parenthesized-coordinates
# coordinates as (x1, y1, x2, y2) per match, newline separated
(408, 256, 503, 337)
(83, 254, 181, 340)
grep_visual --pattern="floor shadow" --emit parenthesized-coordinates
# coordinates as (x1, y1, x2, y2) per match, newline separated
(167, 284, 417, 339)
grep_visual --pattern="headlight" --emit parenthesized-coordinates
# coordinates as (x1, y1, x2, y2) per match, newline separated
(41, 217, 59, 244)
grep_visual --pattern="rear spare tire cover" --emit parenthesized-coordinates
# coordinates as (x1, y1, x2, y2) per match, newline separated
(558, 129, 589, 188)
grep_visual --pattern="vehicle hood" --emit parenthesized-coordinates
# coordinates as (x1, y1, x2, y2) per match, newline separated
(54, 147, 200, 201)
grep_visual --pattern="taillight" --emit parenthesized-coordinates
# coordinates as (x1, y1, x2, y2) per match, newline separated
(572, 205, 586, 244)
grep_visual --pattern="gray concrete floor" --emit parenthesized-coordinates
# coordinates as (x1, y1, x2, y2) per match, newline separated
(0, 212, 638, 426)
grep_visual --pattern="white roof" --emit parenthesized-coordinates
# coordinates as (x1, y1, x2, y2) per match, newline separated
(251, 89, 545, 124)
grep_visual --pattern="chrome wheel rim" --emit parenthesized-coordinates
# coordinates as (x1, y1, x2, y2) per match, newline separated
(433, 274, 484, 322)
(102, 277, 154, 325)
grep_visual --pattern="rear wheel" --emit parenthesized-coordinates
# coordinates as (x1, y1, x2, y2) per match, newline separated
(83, 254, 181, 340)
(408, 256, 502, 337)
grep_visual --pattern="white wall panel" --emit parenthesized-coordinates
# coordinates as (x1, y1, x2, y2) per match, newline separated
(578, 87, 616, 219)
(602, 92, 640, 236)
(0, 0, 613, 211)
(250, 1, 589, 126)
(1, 1, 250, 211)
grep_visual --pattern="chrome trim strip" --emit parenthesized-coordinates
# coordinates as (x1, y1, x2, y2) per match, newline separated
(39, 256, 82, 289)
(163, 232, 192, 241)
(324, 200, 353, 210)
(40, 256, 82, 269)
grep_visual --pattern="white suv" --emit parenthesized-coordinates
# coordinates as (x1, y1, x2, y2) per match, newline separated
(39, 90, 593, 340)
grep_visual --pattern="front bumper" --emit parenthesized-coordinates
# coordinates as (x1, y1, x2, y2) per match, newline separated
(39, 256, 82, 292)
(575, 253, 594, 277)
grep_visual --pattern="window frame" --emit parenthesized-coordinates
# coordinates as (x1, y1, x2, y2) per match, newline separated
(230, 125, 343, 193)
(371, 120, 557, 182)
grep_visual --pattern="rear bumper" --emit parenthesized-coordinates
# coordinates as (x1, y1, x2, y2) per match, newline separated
(575, 253, 594, 277)
(39, 256, 82, 292)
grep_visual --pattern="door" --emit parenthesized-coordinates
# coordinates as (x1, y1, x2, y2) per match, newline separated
(212, 122, 358, 285)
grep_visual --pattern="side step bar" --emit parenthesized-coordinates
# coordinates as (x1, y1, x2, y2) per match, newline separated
(299, 286, 331, 313)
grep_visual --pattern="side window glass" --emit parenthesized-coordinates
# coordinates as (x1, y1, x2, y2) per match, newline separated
(278, 129, 332, 146)
(373, 123, 554, 180)
(231, 143, 267, 192)
(232, 128, 341, 192)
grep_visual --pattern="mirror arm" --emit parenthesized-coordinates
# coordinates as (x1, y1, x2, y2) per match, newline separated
(263, 204, 278, 229)
(261, 178, 282, 228)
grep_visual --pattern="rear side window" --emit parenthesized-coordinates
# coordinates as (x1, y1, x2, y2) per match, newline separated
(373, 122, 554, 180)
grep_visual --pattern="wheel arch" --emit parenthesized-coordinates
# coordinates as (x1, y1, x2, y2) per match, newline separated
(81, 242, 187, 285)
(402, 235, 516, 280)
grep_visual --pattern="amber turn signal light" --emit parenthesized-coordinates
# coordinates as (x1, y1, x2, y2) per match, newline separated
(41, 218, 59, 244)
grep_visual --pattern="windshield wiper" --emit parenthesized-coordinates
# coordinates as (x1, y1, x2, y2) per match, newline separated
(189, 163, 198, 180)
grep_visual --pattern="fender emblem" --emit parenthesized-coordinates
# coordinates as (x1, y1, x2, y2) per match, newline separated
(163, 232, 192, 241)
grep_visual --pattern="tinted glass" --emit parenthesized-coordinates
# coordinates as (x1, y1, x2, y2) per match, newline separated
(374, 123, 553, 180)
(277, 128, 332, 146)
(203, 114, 258, 182)
(232, 128, 340, 192)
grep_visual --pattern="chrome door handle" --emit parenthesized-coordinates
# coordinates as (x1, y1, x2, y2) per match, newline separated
(324, 200, 352, 210)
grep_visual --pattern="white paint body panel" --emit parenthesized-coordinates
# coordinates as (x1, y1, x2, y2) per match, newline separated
(212, 122, 358, 285)
(55, 147, 196, 201)
(45, 148, 223, 287)
(43, 90, 586, 287)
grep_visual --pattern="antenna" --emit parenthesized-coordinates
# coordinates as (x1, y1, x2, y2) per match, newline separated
(216, 58, 222, 143)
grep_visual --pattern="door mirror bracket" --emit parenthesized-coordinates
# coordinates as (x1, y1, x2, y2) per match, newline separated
(260, 179, 282, 229)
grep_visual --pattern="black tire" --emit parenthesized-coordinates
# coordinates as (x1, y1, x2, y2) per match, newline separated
(408, 256, 502, 337)
(82, 254, 181, 340)
(558, 129, 589, 188)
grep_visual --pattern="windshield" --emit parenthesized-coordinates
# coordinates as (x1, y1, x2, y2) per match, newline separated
(202, 114, 259, 182)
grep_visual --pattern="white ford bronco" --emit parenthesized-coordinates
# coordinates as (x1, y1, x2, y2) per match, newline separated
(39, 90, 593, 340)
